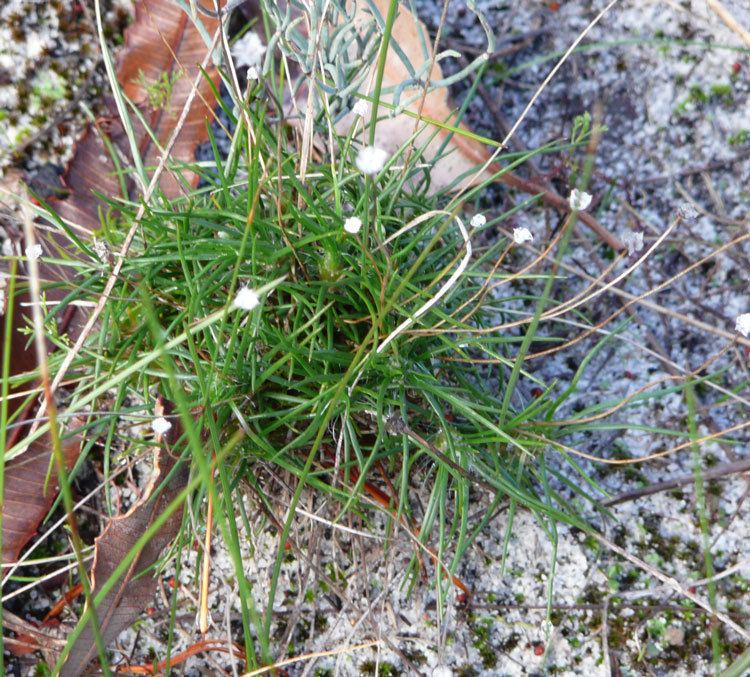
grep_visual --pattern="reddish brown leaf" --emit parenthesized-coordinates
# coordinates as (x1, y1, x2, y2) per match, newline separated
(117, 0, 223, 197)
(2, 428, 81, 564)
(50, 0, 222, 235)
(60, 400, 190, 677)
(1, 272, 83, 563)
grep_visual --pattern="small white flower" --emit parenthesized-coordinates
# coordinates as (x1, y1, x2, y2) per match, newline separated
(233, 286, 260, 311)
(93, 238, 109, 263)
(678, 203, 698, 220)
(151, 416, 172, 435)
(26, 244, 43, 261)
(344, 216, 362, 234)
(352, 99, 369, 117)
(26, 33, 45, 60)
(355, 146, 388, 175)
(735, 313, 750, 337)
(432, 667, 453, 677)
(231, 30, 266, 69)
(512, 227, 533, 245)
(470, 213, 486, 229)
(568, 188, 593, 211)
(621, 231, 644, 256)
(247, 66, 260, 81)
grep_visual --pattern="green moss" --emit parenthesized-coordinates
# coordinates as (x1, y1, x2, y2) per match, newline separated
(709, 83, 733, 103)
(360, 660, 398, 676)
(401, 648, 427, 667)
(470, 617, 498, 669)
(500, 632, 520, 653)
(728, 130, 749, 146)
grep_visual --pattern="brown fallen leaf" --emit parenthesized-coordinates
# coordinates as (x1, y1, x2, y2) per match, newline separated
(60, 399, 190, 677)
(49, 0, 223, 239)
(333, 0, 621, 249)
(2, 422, 81, 564)
(0, 262, 82, 563)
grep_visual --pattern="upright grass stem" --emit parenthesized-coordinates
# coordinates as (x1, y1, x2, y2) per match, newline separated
(0, 258, 17, 674)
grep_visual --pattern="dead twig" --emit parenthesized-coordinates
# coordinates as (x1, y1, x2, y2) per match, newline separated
(590, 531, 750, 642)
(604, 457, 750, 507)
(706, 0, 750, 48)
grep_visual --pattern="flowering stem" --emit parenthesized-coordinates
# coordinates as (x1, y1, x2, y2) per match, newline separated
(368, 0, 399, 146)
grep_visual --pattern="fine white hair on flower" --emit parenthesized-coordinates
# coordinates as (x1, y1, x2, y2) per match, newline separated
(621, 230, 644, 256)
(151, 416, 172, 435)
(352, 99, 369, 117)
(568, 188, 592, 211)
(233, 287, 260, 311)
(247, 66, 260, 81)
(678, 203, 698, 220)
(431, 667, 453, 677)
(231, 30, 266, 70)
(93, 238, 109, 263)
(512, 227, 533, 245)
(736, 313, 750, 338)
(344, 216, 362, 234)
(470, 214, 486, 229)
(26, 244, 43, 261)
(355, 146, 388, 175)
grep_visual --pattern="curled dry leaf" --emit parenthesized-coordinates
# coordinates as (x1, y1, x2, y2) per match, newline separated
(60, 400, 190, 677)
(335, 0, 492, 194)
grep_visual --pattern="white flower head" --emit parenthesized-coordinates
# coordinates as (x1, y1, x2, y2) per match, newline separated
(26, 244, 43, 261)
(93, 238, 109, 263)
(344, 216, 362, 234)
(352, 99, 369, 117)
(231, 30, 266, 69)
(470, 213, 486, 229)
(355, 146, 388, 175)
(247, 66, 260, 81)
(26, 33, 45, 60)
(432, 667, 453, 677)
(568, 188, 592, 211)
(621, 230, 644, 256)
(151, 416, 172, 435)
(735, 313, 750, 337)
(678, 203, 698, 221)
(512, 227, 533, 245)
(233, 287, 260, 311)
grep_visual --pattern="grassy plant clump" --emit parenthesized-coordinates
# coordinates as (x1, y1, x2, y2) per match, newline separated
(9, 0, 623, 666)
